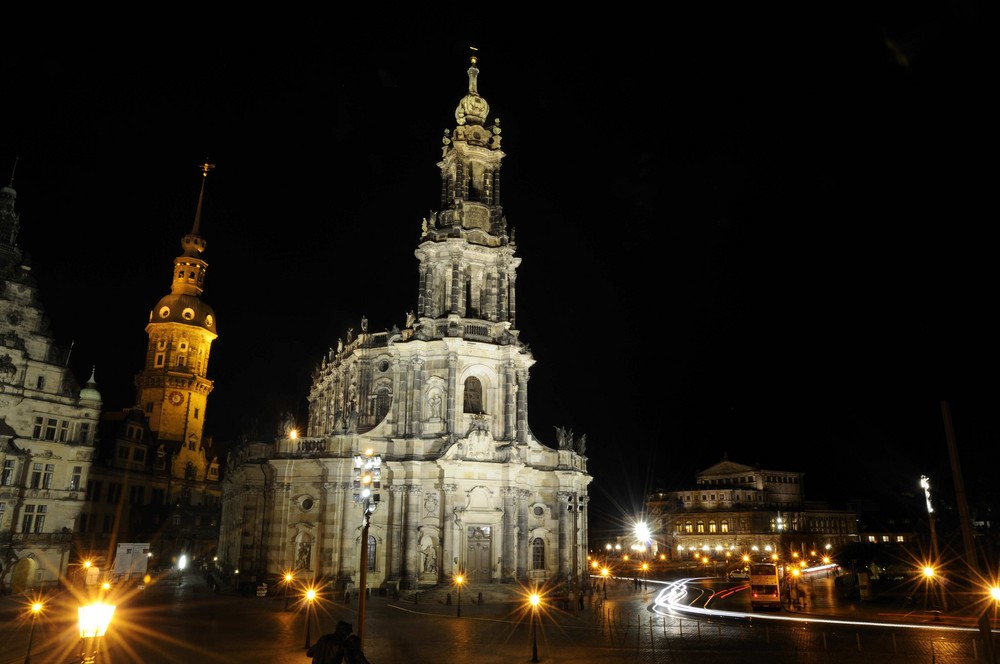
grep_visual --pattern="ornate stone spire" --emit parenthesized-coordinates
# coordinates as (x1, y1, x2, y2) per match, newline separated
(455, 49, 489, 126)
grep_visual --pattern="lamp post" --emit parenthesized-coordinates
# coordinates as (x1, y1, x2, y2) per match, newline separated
(990, 585, 1000, 658)
(920, 475, 947, 610)
(641, 562, 649, 591)
(353, 448, 382, 649)
(455, 574, 464, 618)
(283, 572, 294, 611)
(303, 587, 316, 649)
(601, 567, 609, 599)
(78, 602, 115, 664)
(23, 601, 42, 664)
(529, 591, 540, 663)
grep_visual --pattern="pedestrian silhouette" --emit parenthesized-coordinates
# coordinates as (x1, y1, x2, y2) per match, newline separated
(307, 620, 355, 664)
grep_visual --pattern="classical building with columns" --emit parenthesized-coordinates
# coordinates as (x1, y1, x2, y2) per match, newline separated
(218, 56, 592, 593)
(645, 456, 858, 566)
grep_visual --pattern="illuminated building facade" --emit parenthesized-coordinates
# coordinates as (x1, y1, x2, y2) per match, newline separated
(219, 57, 593, 593)
(646, 457, 858, 565)
(0, 177, 102, 592)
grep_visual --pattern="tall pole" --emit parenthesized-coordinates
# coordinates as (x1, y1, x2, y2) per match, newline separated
(303, 599, 312, 649)
(353, 448, 381, 651)
(358, 512, 370, 648)
(941, 401, 994, 664)
(530, 604, 539, 662)
(920, 475, 946, 610)
(24, 609, 38, 664)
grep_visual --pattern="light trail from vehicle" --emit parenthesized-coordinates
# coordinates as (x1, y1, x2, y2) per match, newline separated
(650, 577, 978, 634)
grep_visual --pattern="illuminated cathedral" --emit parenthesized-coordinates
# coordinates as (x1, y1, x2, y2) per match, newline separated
(219, 56, 592, 593)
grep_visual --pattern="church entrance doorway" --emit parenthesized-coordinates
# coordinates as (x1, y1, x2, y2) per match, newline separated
(466, 526, 492, 583)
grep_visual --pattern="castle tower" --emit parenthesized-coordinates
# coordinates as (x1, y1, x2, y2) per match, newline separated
(134, 161, 219, 480)
(81, 162, 222, 567)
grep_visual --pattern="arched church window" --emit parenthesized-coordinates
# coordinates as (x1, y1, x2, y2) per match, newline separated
(531, 537, 545, 570)
(374, 386, 391, 422)
(463, 376, 484, 414)
(367, 535, 376, 571)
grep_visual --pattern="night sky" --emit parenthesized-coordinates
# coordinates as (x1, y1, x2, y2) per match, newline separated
(2, 9, 993, 535)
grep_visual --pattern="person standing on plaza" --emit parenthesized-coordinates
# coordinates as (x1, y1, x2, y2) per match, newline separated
(307, 620, 353, 664)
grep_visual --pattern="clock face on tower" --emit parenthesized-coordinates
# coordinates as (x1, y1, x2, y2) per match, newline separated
(168, 391, 184, 407)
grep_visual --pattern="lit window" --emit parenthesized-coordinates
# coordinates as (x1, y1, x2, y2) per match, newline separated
(1, 460, 14, 486)
(70, 466, 82, 490)
(463, 376, 484, 414)
(21, 504, 46, 533)
(532, 537, 545, 569)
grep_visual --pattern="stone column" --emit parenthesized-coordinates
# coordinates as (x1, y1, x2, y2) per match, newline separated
(391, 358, 404, 437)
(388, 484, 406, 582)
(502, 487, 518, 581)
(517, 489, 530, 580)
(450, 259, 460, 314)
(504, 361, 516, 441)
(411, 358, 424, 437)
(404, 486, 422, 588)
(418, 266, 427, 317)
(516, 369, 529, 444)
(498, 271, 508, 321)
(558, 492, 572, 579)
(446, 353, 458, 436)
(336, 481, 352, 583)
(508, 273, 517, 328)
(577, 494, 589, 587)
(442, 484, 458, 576)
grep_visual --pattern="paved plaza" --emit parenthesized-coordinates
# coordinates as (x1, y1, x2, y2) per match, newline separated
(0, 569, 987, 663)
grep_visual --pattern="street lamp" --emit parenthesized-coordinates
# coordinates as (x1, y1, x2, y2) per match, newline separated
(528, 591, 541, 663)
(641, 562, 649, 591)
(78, 602, 115, 664)
(353, 447, 382, 649)
(990, 585, 1000, 646)
(24, 601, 42, 664)
(601, 567, 609, 599)
(455, 573, 464, 617)
(303, 587, 317, 649)
(283, 572, 294, 610)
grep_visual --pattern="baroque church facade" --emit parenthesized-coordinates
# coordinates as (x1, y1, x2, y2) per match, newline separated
(0, 174, 103, 592)
(219, 57, 592, 592)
